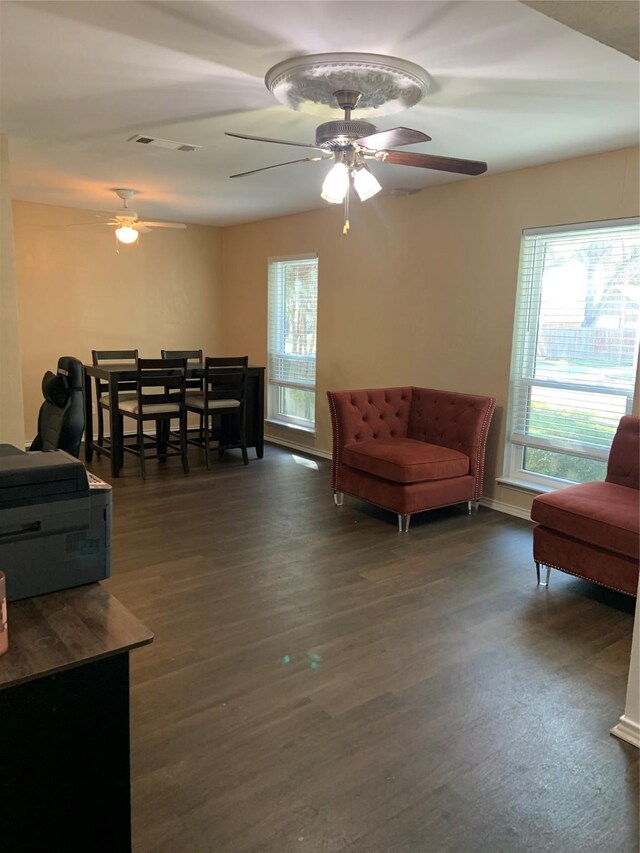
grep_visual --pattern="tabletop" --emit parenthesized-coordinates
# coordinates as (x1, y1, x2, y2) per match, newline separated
(0, 583, 153, 690)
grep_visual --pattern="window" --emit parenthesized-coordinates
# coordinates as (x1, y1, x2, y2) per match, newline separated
(267, 255, 318, 430)
(505, 218, 640, 488)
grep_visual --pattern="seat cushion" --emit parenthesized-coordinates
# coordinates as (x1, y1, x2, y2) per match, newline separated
(186, 396, 240, 411)
(100, 391, 137, 408)
(343, 438, 469, 484)
(118, 400, 181, 416)
(531, 481, 639, 560)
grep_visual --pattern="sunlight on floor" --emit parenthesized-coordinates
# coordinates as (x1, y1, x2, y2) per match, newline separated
(292, 454, 319, 470)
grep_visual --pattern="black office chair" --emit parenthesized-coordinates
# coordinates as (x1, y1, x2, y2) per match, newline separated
(29, 356, 85, 457)
(91, 349, 138, 458)
(185, 356, 249, 468)
(118, 358, 189, 479)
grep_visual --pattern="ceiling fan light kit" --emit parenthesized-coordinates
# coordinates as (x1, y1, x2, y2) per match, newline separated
(227, 52, 488, 235)
(115, 225, 139, 245)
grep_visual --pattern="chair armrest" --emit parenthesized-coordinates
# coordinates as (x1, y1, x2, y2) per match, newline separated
(408, 388, 496, 498)
(606, 415, 640, 490)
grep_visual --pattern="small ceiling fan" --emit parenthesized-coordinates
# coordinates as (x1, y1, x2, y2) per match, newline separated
(98, 189, 187, 245)
(226, 53, 488, 234)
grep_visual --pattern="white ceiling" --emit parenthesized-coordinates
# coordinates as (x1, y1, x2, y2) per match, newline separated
(1, 0, 638, 226)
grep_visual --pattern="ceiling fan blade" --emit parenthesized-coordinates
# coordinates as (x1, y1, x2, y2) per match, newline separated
(230, 155, 332, 179)
(380, 150, 488, 176)
(225, 131, 322, 150)
(137, 220, 187, 229)
(357, 127, 431, 150)
(133, 224, 152, 234)
(69, 219, 119, 226)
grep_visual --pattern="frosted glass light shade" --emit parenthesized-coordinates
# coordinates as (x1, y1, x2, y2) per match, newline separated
(321, 162, 349, 204)
(353, 166, 382, 201)
(115, 225, 138, 244)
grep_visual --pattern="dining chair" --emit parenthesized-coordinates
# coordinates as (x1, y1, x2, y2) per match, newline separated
(161, 349, 204, 437)
(118, 357, 189, 479)
(91, 349, 138, 459)
(185, 356, 249, 468)
(160, 350, 203, 396)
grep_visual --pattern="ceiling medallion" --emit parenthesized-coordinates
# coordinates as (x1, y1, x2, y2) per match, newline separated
(265, 52, 430, 119)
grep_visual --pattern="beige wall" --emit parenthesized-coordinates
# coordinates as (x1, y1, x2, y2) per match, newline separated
(0, 136, 25, 448)
(221, 146, 640, 513)
(13, 200, 223, 440)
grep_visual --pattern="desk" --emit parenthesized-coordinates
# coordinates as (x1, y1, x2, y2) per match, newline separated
(0, 584, 153, 853)
(84, 362, 265, 477)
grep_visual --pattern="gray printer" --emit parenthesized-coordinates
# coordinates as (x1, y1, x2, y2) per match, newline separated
(0, 445, 111, 601)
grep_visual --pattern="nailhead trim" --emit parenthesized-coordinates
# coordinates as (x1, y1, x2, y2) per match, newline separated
(535, 560, 637, 597)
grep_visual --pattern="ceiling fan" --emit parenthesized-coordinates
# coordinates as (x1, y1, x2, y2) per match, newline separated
(225, 53, 488, 234)
(98, 189, 187, 245)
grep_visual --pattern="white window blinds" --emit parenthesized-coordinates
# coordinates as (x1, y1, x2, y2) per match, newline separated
(507, 218, 640, 482)
(267, 256, 318, 391)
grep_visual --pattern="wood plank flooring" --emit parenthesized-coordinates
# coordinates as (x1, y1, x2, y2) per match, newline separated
(89, 444, 639, 853)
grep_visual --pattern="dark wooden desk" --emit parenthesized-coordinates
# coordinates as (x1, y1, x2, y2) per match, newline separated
(84, 362, 265, 477)
(0, 584, 153, 853)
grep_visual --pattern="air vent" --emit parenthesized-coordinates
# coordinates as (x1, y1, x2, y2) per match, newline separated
(127, 134, 201, 152)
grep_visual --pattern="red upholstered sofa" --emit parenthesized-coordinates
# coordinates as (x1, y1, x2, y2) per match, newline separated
(327, 387, 496, 531)
(531, 415, 639, 597)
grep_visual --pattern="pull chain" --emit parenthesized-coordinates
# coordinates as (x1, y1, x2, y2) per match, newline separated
(343, 179, 350, 236)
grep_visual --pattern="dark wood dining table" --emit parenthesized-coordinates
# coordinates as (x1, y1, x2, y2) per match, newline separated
(84, 362, 265, 477)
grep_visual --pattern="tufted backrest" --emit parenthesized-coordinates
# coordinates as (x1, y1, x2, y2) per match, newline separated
(606, 415, 639, 490)
(327, 388, 413, 481)
(408, 388, 496, 481)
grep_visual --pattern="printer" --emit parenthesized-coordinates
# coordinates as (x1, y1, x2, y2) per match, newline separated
(0, 445, 111, 601)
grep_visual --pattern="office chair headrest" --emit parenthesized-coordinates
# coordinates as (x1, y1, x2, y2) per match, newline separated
(57, 356, 84, 391)
(42, 371, 70, 408)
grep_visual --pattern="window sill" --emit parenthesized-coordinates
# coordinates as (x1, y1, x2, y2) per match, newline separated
(496, 477, 557, 495)
(265, 418, 316, 435)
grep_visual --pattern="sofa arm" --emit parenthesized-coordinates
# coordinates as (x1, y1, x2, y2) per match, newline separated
(327, 388, 412, 487)
(606, 415, 640, 490)
(408, 388, 496, 498)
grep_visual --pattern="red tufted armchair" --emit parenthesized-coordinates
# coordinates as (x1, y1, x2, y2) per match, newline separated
(327, 387, 496, 531)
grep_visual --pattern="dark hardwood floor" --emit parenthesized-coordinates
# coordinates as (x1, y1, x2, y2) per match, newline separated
(89, 444, 639, 853)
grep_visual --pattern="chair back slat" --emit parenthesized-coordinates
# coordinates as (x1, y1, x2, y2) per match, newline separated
(92, 349, 138, 394)
(136, 357, 187, 409)
(203, 356, 248, 404)
(161, 350, 202, 361)
(162, 350, 203, 390)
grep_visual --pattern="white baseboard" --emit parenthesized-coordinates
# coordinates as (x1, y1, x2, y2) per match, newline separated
(610, 715, 640, 748)
(479, 496, 532, 521)
(265, 434, 332, 460)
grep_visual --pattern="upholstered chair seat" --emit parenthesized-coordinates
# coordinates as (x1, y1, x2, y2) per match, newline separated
(186, 395, 241, 411)
(99, 391, 137, 408)
(118, 399, 181, 417)
(343, 438, 469, 484)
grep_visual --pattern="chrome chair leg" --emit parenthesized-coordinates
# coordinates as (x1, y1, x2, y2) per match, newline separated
(536, 562, 551, 587)
(467, 500, 480, 514)
(398, 514, 411, 533)
(333, 491, 344, 507)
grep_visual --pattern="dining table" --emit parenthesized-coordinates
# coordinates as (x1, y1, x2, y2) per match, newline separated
(83, 361, 265, 477)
